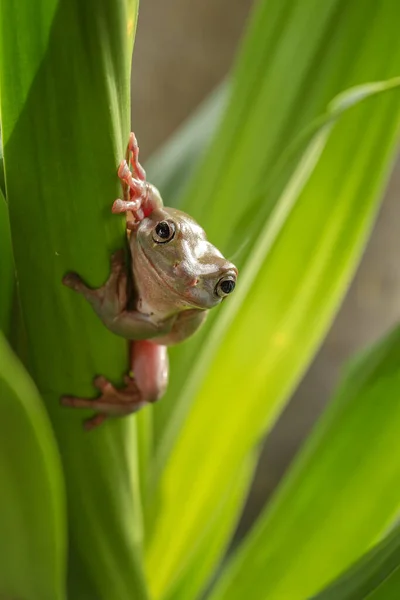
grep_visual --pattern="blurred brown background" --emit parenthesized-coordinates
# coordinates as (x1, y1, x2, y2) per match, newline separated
(131, 0, 400, 530)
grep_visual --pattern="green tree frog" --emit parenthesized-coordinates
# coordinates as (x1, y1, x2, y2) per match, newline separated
(62, 133, 237, 430)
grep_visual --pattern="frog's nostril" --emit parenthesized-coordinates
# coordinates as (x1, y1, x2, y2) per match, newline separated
(184, 277, 199, 287)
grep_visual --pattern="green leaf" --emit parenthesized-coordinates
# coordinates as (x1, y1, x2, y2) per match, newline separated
(0, 1, 148, 598)
(163, 454, 256, 600)
(145, 0, 400, 593)
(0, 332, 65, 600)
(313, 523, 400, 600)
(209, 325, 400, 600)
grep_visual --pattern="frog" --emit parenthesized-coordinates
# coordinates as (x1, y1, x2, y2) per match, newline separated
(62, 132, 237, 430)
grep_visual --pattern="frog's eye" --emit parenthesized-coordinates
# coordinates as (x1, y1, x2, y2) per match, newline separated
(153, 220, 176, 243)
(215, 276, 236, 298)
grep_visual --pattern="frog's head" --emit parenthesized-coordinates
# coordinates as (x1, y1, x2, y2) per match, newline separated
(132, 207, 237, 312)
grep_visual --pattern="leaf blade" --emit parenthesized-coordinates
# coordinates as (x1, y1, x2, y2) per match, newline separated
(209, 325, 400, 599)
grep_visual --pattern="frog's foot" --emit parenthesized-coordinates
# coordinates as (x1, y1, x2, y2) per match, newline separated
(113, 161, 148, 221)
(113, 132, 163, 221)
(61, 375, 147, 431)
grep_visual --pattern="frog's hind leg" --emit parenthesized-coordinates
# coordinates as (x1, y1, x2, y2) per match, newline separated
(61, 375, 146, 431)
(130, 340, 169, 403)
(61, 341, 168, 431)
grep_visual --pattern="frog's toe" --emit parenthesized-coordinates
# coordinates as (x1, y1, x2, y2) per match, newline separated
(84, 413, 108, 431)
(93, 375, 114, 393)
(60, 395, 93, 409)
(62, 272, 83, 291)
(61, 393, 130, 415)
(117, 159, 130, 180)
(112, 199, 126, 213)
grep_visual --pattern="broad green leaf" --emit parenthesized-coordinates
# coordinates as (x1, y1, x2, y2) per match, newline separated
(0, 1, 148, 599)
(164, 454, 256, 600)
(209, 325, 400, 600)
(313, 523, 400, 600)
(0, 332, 65, 600)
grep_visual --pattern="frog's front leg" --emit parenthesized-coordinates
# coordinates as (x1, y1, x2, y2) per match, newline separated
(61, 341, 168, 430)
(63, 250, 175, 340)
(63, 249, 128, 324)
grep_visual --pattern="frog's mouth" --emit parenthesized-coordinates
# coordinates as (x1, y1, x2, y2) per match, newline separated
(138, 243, 204, 309)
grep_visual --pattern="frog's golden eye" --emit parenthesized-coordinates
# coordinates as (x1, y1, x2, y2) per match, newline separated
(153, 220, 176, 243)
(215, 276, 236, 298)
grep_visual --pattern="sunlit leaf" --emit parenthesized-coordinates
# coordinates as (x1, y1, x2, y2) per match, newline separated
(164, 454, 256, 600)
(209, 325, 400, 599)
